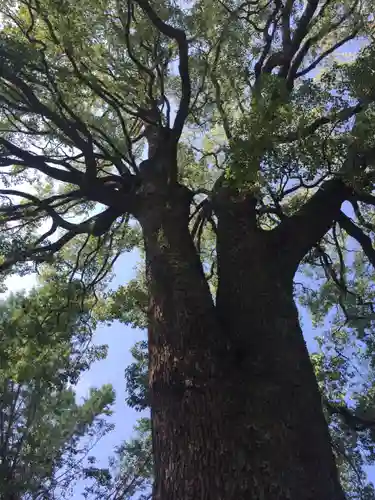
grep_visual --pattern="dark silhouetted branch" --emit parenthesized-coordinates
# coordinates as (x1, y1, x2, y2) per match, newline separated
(277, 101, 369, 142)
(325, 399, 375, 432)
(0, 138, 83, 185)
(276, 178, 352, 270)
(338, 212, 375, 269)
(136, 0, 191, 140)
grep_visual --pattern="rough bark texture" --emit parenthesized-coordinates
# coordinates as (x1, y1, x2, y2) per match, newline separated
(135, 160, 348, 499)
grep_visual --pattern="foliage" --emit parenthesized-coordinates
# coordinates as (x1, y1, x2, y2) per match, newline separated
(0, 280, 116, 498)
(82, 417, 152, 499)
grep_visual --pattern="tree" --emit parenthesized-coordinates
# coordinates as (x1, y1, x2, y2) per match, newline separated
(0, 279, 115, 499)
(1, 0, 375, 498)
(82, 417, 152, 500)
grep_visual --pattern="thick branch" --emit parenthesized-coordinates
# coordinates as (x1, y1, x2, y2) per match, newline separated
(136, 0, 190, 139)
(91, 206, 124, 236)
(295, 31, 359, 79)
(290, 0, 319, 54)
(275, 0, 319, 80)
(281, 0, 293, 52)
(0, 136, 136, 212)
(0, 231, 76, 272)
(287, 3, 361, 87)
(0, 205, 125, 271)
(0, 138, 83, 185)
(325, 399, 375, 432)
(1, 31, 137, 175)
(338, 212, 375, 268)
(1, 68, 91, 152)
(275, 178, 352, 269)
(254, 3, 280, 81)
(0, 188, 102, 236)
(211, 73, 232, 140)
(277, 101, 370, 142)
(352, 186, 375, 206)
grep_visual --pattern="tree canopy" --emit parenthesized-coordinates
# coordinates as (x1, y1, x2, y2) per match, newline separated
(0, 0, 373, 274)
(2, 0, 375, 498)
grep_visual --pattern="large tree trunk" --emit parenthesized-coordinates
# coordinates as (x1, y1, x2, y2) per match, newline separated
(136, 179, 346, 500)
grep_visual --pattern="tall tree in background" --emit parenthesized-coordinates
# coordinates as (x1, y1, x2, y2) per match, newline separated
(0, 279, 115, 498)
(0, 275, 152, 500)
(83, 416, 152, 500)
(1, 0, 375, 498)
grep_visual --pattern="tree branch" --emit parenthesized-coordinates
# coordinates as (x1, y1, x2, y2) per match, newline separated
(274, 0, 320, 80)
(0, 189, 93, 234)
(0, 136, 136, 213)
(136, 0, 191, 140)
(0, 138, 83, 185)
(338, 212, 375, 268)
(254, 3, 280, 81)
(295, 31, 359, 79)
(1, 66, 91, 152)
(286, 1, 361, 87)
(0, 204, 126, 271)
(276, 100, 372, 142)
(281, 0, 293, 53)
(354, 191, 375, 206)
(291, 0, 320, 52)
(0, 231, 77, 271)
(211, 73, 232, 140)
(325, 399, 375, 432)
(275, 178, 352, 270)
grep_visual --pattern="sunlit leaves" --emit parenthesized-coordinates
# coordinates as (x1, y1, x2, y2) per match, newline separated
(103, 275, 148, 329)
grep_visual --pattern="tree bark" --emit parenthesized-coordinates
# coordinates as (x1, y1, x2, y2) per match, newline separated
(136, 180, 346, 500)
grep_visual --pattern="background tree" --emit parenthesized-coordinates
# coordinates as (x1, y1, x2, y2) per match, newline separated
(1, 0, 375, 498)
(0, 279, 115, 499)
(82, 417, 152, 500)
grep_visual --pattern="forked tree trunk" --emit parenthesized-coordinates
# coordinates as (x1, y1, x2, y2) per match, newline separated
(136, 173, 346, 499)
